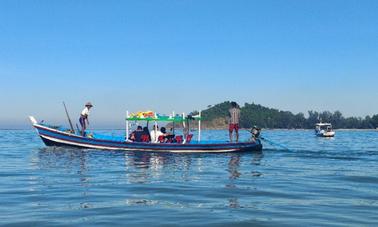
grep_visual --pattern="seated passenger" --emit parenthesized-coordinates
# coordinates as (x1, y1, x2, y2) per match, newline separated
(150, 125, 163, 143)
(141, 127, 151, 142)
(175, 135, 183, 143)
(130, 126, 144, 142)
(160, 127, 175, 142)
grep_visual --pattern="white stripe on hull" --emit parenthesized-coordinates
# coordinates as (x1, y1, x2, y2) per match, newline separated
(40, 134, 240, 153)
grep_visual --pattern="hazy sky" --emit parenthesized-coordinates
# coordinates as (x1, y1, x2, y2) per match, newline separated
(1, 0, 377, 128)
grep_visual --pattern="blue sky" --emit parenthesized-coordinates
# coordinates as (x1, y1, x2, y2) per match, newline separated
(1, 0, 377, 128)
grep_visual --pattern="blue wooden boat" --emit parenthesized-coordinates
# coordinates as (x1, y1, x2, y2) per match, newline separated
(29, 114, 262, 153)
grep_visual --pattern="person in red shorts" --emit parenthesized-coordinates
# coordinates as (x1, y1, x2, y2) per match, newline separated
(229, 101, 241, 142)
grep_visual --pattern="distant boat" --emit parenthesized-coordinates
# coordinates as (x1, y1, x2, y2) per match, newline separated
(315, 123, 335, 137)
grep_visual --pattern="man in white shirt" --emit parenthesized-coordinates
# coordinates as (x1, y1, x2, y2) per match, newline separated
(150, 125, 163, 143)
(79, 102, 93, 136)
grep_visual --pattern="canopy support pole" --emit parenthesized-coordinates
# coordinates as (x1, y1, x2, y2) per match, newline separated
(126, 111, 129, 141)
(154, 120, 157, 143)
(172, 111, 175, 134)
(182, 113, 186, 128)
(198, 110, 201, 142)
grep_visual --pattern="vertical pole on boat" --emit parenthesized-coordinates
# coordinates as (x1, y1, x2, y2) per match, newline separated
(153, 112, 158, 143)
(182, 113, 185, 132)
(182, 113, 187, 142)
(182, 113, 186, 128)
(62, 102, 75, 134)
(154, 120, 157, 142)
(198, 110, 201, 142)
(172, 111, 175, 135)
(126, 111, 129, 141)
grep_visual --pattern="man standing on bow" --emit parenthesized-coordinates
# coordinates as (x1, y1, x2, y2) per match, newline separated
(79, 102, 93, 136)
(229, 101, 240, 142)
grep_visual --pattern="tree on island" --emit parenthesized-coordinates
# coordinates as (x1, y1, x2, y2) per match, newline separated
(198, 101, 378, 129)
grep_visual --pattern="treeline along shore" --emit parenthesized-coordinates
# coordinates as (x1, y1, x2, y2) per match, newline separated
(188, 101, 378, 129)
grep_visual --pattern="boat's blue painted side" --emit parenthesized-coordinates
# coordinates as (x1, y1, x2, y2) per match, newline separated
(33, 124, 262, 153)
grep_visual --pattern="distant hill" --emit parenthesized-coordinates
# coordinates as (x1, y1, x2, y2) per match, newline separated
(195, 101, 378, 129)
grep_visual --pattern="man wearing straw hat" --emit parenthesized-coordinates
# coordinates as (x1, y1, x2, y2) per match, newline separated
(79, 102, 93, 136)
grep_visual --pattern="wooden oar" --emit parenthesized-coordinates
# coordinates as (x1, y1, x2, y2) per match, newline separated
(63, 102, 75, 133)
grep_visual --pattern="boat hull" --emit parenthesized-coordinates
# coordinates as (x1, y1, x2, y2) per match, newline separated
(32, 124, 262, 153)
(315, 131, 335, 137)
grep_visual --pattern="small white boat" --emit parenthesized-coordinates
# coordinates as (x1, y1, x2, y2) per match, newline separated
(315, 123, 335, 137)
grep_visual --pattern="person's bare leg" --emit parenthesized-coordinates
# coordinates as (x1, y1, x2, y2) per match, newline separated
(229, 131, 233, 142)
(236, 131, 239, 142)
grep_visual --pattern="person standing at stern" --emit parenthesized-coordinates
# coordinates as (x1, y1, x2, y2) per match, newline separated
(229, 101, 240, 142)
(79, 102, 93, 136)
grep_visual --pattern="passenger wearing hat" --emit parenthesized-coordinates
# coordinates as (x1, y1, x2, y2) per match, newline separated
(79, 102, 93, 136)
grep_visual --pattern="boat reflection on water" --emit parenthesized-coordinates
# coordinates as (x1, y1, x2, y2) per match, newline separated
(227, 152, 264, 180)
(124, 152, 190, 183)
(226, 152, 264, 209)
(34, 148, 264, 183)
(32, 148, 265, 212)
(35, 147, 89, 175)
(34, 147, 91, 187)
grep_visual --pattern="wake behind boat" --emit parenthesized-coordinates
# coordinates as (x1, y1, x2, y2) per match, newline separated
(29, 112, 262, 153)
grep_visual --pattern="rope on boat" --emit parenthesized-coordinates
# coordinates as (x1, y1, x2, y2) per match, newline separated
(246, 128, 290, 151)
(260, 137, 290, 151)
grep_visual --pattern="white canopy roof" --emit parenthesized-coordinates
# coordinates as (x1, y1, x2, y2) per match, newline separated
(315, 123, 332, 126)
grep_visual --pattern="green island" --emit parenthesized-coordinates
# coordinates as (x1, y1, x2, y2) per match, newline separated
(189, 101, 378, 129)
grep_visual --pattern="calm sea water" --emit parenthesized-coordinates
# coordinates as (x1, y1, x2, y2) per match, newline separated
(0, 129, 377, 226)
